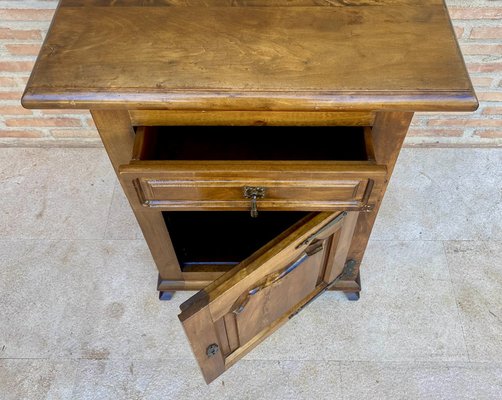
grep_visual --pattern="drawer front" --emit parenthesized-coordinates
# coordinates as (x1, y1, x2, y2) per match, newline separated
(119, 162, 386, 211)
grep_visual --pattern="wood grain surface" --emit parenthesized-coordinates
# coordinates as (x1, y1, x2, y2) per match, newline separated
(119, 161, 386, 211)
(22, 0, 477, 111)
(179, 211, 357, 383)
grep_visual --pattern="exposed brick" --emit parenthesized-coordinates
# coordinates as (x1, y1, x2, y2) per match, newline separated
(5, 44, 41, 56)
(85, 117, 96, 128)
(470, 27, 502, 39)
(477, 92, 502, 102)
(0, 92, 23, 100)
(0, 76, 28, 88)
(467, 63, 502, 73)
(0, 28, 41, 40)
(482, 107, 502, 116)
(453, 26, 464, 39)
(460, 44, 502, 55)
(0, 9, 54, 21)
(40, 109, 89, 116)
(449, 8, 502, 20)
(474, 130, 502, 139)
(0, 105, 33, 115)
(0, 61, 35, 72)
(470, 77, 494, 87)
(0, 4, 499, 147)
(0, 130, 43, 138)
(5, 118, 82, 127)
(50, 129, 99, 138)
(428, 119, 502, 127)
(407, 128, 464, 137)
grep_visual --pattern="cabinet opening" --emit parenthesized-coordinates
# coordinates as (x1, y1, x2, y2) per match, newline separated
(163, 211, 309, 271)
(134, 126, 371, 161)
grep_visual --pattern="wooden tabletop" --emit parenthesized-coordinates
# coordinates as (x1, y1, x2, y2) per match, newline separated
(22, 0, 477, 112)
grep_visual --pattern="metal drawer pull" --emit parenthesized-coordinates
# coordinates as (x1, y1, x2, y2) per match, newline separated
(231, 242, 324, 315)
(243, 186, 266, 218)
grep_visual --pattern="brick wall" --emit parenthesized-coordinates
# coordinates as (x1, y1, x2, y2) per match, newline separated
(0, 0, 500, 147)
(409, 0, 502, 146)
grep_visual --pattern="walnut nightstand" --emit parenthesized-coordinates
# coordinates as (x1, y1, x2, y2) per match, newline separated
(23, 0, 477, 383)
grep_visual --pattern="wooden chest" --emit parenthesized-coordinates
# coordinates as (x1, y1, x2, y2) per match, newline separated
(23, 0, 477, 383)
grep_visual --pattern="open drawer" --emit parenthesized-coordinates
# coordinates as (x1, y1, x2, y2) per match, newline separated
(119, 126, 387, 212)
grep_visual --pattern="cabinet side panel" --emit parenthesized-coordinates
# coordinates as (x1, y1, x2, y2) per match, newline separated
(92, 110, 183, 280)
(332, 112, 413, 290)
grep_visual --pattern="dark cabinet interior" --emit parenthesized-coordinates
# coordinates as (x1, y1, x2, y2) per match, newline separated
(134, 126, 371, 162)
(163, 211, 309, 271)
(135, 125, 375, 274)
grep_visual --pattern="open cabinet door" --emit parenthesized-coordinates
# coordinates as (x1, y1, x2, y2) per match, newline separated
(178, 211, 358, 383)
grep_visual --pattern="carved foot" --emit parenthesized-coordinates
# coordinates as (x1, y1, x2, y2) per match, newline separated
(345, 291, 360, 301)
(159, 291, 175, 301)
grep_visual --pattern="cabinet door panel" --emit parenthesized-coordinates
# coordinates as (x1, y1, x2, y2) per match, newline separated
(179, 211, 358, 383)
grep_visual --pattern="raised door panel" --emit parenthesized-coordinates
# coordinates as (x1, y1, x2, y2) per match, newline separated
(178, 211, 359, 383)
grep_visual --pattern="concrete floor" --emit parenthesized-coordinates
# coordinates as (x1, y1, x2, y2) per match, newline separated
(0, 147, 501, 399)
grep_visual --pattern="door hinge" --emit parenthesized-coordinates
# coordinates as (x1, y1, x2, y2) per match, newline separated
(337, 258, 357, 282)
(362, 204, 375, 212)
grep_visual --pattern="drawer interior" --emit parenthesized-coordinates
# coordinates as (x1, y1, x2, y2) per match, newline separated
(163, 211, 309, 271)
(134, 126, 371, 161)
